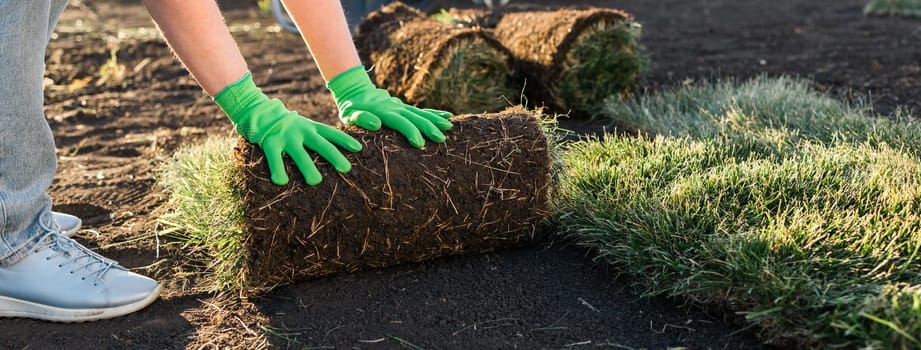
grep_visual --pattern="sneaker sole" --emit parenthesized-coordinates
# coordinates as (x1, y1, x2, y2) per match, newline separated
(0, 284, 161, 322)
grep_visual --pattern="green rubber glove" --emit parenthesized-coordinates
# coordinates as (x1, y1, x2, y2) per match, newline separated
(215, 72, 362, 186)
(327, 66, 453, 148)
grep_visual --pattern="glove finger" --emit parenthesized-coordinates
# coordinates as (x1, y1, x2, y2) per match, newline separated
(304, 133, 352, 173)
(287, 145, 323, 186)
(344, 110, 382, 131)
(262, 139, 290, 186)
(378, 112, 425, 148)
(316, 123, 363, 153)
(421, 108, 454, 119)
(412, 107, 453, 131)
(401, 110, 446, 143)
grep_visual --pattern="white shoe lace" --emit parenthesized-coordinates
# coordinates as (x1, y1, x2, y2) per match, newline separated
(38, 212, 117, 286)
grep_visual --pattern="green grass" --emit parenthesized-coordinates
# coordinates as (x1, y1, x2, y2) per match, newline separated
(557, 20, 647, 116)
(423, 38, 516, 113)
(555, 77, 921, 348)
(157, 136, 247, 292)
(865, 0, 921, 18)
(605, 76, 921, 157)
(256, 0, 272, 15)
(430, 9, 458, 26)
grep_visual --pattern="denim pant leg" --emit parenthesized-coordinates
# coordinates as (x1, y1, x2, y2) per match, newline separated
(0, 0, 69, 267)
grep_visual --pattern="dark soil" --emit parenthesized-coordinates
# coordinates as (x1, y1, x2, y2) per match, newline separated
(2, 0, 918, 348)
(237, 111, 551, 292)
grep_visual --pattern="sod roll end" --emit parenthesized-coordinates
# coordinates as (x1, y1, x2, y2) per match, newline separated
(356, 2, 517, 113)
(495, 8, 646, 115)
(234, 110, 552, 293)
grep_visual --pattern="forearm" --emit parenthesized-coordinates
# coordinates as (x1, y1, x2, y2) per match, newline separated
(281, 0, 362, 81)
(143, 0, 248, 96)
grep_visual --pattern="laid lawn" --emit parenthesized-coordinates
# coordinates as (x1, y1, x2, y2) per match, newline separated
(555, 77, 921, 348)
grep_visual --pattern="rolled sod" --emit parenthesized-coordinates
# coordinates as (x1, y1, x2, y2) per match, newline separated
(355, 2, 516, 114)
(494, 8, 646, 115)
(234, 110, 551, 293)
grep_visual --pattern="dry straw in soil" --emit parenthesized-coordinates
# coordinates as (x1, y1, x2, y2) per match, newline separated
(494, 8, 646, 115)
(233, 110, 552, 293)
(355, 2, 516, 114)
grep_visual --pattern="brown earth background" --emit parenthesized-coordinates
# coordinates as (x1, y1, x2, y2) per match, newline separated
(2, 0, 919, 349)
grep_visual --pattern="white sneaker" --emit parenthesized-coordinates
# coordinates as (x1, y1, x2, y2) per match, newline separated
(52, 211, 82, 237)
(0, 232, 161, 322)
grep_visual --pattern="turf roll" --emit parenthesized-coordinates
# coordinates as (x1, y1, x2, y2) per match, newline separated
(355, 2, 516, 114)
(494, 8, 646, 115)
(234, 110, 551, 293)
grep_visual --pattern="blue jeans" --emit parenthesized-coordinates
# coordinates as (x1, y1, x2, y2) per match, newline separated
(342, 0, 389, 29)
(0, 0, 69, 266)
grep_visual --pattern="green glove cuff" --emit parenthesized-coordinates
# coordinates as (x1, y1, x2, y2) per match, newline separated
(214, 71, 271, 140)
(326, 65, 375, 101)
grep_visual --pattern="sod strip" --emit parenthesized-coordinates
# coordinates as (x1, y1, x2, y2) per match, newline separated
(556, 136, 921, 349)
(234, 110, 551, 294)
(865, 0, 921, 18)
(605, 76, 921, 158)
(494, 8, 646, 115)
(556, 77, 921, 347)
(355, 2, 516, 113)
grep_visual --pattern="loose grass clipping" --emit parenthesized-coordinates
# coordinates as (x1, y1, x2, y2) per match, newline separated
(864, 0, 921, 18)
(355, 2, 516, 114)
(234, 110, 551, 293)
(494, 8, 646, 115)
